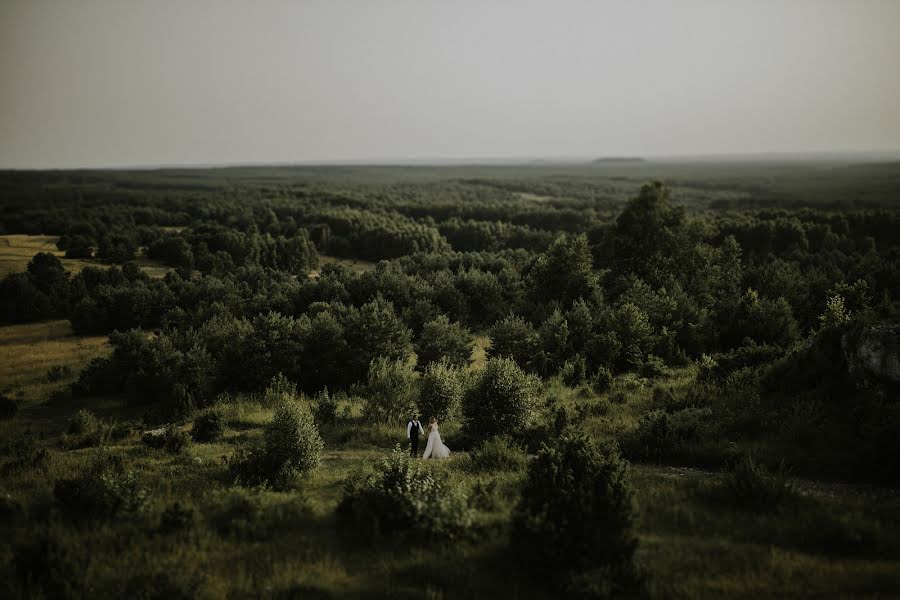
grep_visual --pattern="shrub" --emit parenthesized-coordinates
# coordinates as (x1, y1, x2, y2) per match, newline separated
(0, 393, 18, 420)
(159, 501, 196, 534)
(463, 357, 540, 439)
(228, 398, 323, 490)
(639, 354, 668, 379)
(208, 487, 312, 539)
(467, 435, 527, 473)
(338, 445, 472, 540)
(192, 408, 225, 442)
(622, 408, 711, 462)
(14, 530, 88, 600)
(2, 433, 50, 475)
(560, 355, 589, 386)
(590, 367, 614, 394)
(418, 359, 464, 422)
(53, 451, 148, 520)
(142, 424, 191, 454)
(722, 454, 796, 512)
(263, 373, 297, 407)
(46, 365, 72, 382)
(62, 409, 107, 448)
(312, 387, 338, 428)
(67, 408, 99, 436)
(511, 436, 638, 579)
(363, 356, 415, 424)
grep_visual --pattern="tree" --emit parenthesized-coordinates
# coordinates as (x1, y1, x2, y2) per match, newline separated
(610, 182, 687, 287)
(487, 314, 538, 371)
(463, 357, 540, 439)
(364, 357, 416, 424)
(415, 315, 472, 370)
(530, 234, 599, 306)
(512, 436, 637, 578)
(418, 359, 464, 422)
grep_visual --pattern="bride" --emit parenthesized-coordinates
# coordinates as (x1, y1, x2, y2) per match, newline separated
(422, 416, 451, 459)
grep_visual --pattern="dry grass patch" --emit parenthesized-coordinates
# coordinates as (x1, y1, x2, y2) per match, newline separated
(0, 320, 109, 406)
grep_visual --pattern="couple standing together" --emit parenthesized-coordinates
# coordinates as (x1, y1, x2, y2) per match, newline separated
(407, 415, 451, 459)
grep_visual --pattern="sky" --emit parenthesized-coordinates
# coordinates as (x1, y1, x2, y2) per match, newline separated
(1, 0, 900, 168)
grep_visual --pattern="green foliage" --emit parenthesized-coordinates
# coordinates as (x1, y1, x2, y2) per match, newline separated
(530, 234, 599, 306)
(158, 501, 196, 534)
(720, 454, 797, 512)
(228, 397, 323, 490)
(639, 354, 669, 380)
(53, 451, 148, 520)
(418, 359, 464, 422)
(363, 356, 416, 424)
(338, 445, 472, 540)
(312, 387, 338, 427)
(487, 314, 538, 369)
(14, 530, 89, 600)
(2, 433, 50, 475)
(819, 294, 851, 329)
(191, 408, 225, 442)
(415, 314, 472, 369)
(622, 408, 712, 462)
(463, 357, 540, 439)
(590, 366, 614, 394)
(466, 435, 527, 473)
(142, 424, 191, 454)
(512, 436, 638, 579)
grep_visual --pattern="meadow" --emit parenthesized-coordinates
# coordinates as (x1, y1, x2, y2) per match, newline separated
(1, 160, 900, 598)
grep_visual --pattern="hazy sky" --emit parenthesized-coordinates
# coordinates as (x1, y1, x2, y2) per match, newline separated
(2, 0, 900, 168)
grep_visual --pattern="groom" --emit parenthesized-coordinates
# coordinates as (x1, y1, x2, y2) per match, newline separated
(407, 415, 424, 457)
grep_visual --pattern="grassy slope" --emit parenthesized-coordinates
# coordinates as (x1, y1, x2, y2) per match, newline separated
(2, 326, 899, 597)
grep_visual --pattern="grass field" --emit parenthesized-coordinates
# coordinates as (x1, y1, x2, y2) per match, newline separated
(0, 320, 109, 408)
(0, 234, 172, 279)
(2, 324, 899, 597)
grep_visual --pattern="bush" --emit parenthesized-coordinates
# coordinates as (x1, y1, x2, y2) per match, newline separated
(339, 445, 472, 540)
(467, 435, 528, 473)
(46, 364, 72, 382)
(639, 354, 668, 379)
(312, 388, 338, 428)
(208, 487, 312, 540)
(228, 397, 323, 490)
(14, 530, 89, 600)
(621, 408, 711, 462)
(363, 356, 415, 424)
(721, 454, 796, 512)
(142, 424, 191, 454)
(53, 451, 148, 520)
(2, 433, 50, 475)
(463, 357, 540, 439)
(62, 409, 107, 448)
(67, 408, 99, 436)
(191, 408, 225, 442)
(511, 436, 638, 579)
(418, 359, 464, 422)
(560, 355, 589, 386)
(590, 367, 614, 394)
(159, 501, 196, 534)
(0, 393, 18, 420)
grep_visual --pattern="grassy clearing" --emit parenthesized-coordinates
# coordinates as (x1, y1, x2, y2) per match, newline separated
(0, 320, 109, 407)
(310, 254, 377, 278)
(0, 234, 172, 278)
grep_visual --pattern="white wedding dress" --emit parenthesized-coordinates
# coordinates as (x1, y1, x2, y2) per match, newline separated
(422, 423, 451, 459)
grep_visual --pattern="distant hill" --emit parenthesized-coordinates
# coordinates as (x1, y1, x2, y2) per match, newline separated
(591, 157, 647, 165)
